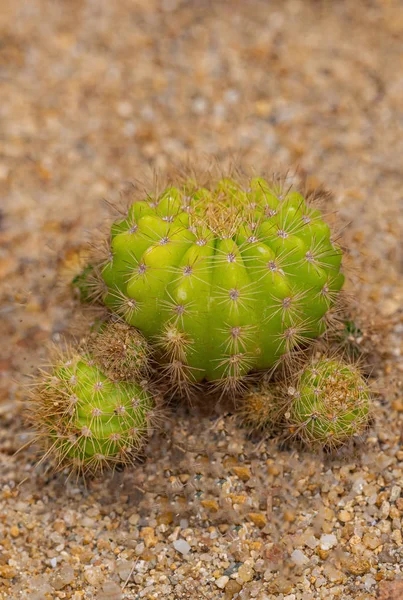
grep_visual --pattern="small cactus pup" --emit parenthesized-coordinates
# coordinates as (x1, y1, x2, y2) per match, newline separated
(237, 379, 283, 434)
(286, 357, 371, 449)
(97, 175, 345, 394)
(29, 348, 159, 476)
(89, 319, 151, 381)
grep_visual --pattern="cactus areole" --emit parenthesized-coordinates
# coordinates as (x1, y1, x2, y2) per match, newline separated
(101, 178, 344, 386)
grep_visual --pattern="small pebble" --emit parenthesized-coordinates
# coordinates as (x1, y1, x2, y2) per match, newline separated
(363, 533, 382, 550)
(215, 575, 229, 589)
(338, 510, 353, 523)
(237, 562, 254, 583)
(173, 539, 191, 555)
(116, 559, 133, 582)
(319, 534, 337, 550)
(98, 581, 122, 600)
(290, 549, 309, 566)
(390, 486, 401, 502)
(50, 565, 74, 590)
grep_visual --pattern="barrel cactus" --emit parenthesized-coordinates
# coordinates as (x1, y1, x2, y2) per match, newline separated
(286, 357, 371, 448)
(29, 349, 158, 475)
(95, 176, 344, 394)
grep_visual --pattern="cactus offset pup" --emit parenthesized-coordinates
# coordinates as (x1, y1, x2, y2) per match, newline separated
(286, 357, 370, 448)
(237, 379, 283, 433)
(96, 176, 344, 393)
(29, 349, 158, 475)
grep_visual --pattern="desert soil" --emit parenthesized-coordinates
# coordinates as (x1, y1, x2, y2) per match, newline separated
(1, 1, 403, 599)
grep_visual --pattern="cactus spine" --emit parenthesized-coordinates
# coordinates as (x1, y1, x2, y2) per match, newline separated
(89, 319, 151, 381)
(237, 379, 283, 433)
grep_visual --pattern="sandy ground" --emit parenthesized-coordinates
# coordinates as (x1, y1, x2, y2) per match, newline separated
(1, 0, 403, 598)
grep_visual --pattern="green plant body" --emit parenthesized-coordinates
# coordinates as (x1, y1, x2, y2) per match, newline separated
(99, 177, 344, 392)
(288, 357, 370, 447)
(30, 351, 157, 474)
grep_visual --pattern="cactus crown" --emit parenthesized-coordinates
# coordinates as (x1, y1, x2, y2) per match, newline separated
(287, 357, 370, 448)
(30, 350, 157, 475)
(97, 176, 344, 395)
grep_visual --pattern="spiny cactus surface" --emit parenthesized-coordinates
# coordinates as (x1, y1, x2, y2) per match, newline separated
(287, 357, 370, 448)
(89, 319, 151, 381)
(99, 177, 344, 391)
(237, 380, 282, 433)
(30, 351, 157, 474)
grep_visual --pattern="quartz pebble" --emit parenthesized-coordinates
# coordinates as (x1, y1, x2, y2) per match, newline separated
(319, 534, 337, 551)
(116, 559, 133, 581)
(237, 562, 254, 583)
(338, 510, 353, 523)
(290, 549, 309, 566)
(173, 539, 191, 555)
(390, 486, 401, 502)
(98, 581, 122, 600)
(215, 575, 229, 589)
(363, 533, 382, 550)
(50, 564, 74, 590)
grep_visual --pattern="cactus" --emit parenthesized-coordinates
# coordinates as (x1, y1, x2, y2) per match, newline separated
(94, 176, 344, 394)
(286, 357, 370, 448)
(237, 379, 283, 433)
(89, 319, 151, 381)
(29, 349, 159, 475)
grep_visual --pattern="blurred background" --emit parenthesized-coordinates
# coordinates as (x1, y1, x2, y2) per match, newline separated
(2, 0, 402, 389)
(0, 1, 403, 597)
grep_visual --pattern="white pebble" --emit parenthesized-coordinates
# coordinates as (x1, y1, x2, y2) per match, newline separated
(215, 575, 229, 589)
(319, 533, 337, 550)
(290, 549, 309, 566)
(50, 557, 57, 568)
(192, 97, 207, 114)
(352, 477, 365, 495)
(363, 574, 376, 589)
(173, 539, 191, 555)
(390, 485, 401, 502)
(116, 101, 132, 118)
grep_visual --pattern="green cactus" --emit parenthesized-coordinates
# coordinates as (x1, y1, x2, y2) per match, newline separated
(286, 357, 370, 448)
(97, 176, 344, 393)
(29, 349, 158, 475)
